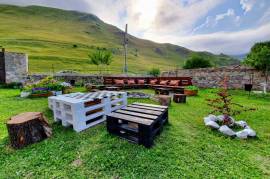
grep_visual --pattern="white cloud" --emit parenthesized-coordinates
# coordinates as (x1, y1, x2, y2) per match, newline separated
(240, 0, 256, 13)
(0, 0, 269, 55)
(178, 23, 270, 55)
(258, 7, 270, 25)
(192, 8, 239, 33)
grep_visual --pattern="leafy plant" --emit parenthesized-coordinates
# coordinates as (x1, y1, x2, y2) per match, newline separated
(185, 85, 199, 90)
(206, 76, 255, 125)
(148, 68, 160, 77)
(244, 41, 270, 88)
(89, 49, 113, 74)
(183, 54, 212, 69)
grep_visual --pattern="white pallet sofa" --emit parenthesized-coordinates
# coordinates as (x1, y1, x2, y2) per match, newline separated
(48, 91, 127, 132)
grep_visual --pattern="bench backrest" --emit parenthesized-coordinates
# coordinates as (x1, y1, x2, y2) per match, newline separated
(103, 76, 192, 86)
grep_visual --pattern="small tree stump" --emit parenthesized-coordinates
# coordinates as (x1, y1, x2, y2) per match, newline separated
(173, 94, 186, 103)
(153, 95, 171, 106)
(6, 112, 52, 149)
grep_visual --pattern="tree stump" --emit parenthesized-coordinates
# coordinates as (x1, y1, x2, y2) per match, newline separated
(153, 95, 171, 106)
(173, 94, 186, 103)
(6, 112, 52, 149)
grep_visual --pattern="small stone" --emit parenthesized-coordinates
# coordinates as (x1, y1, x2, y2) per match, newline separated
(71, 159, 83, 167)
(236, 130, 249, 139)
(235, 121, 248, 128)
(204, 115, 217, 124)
(219, 125, 236, 137)
(206, 121, 220, 129)
(244, 128, 256, 137)
(217, 115, 225, 122)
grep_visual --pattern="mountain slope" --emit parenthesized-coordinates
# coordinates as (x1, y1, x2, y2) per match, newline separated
(0, 5, 239, 74)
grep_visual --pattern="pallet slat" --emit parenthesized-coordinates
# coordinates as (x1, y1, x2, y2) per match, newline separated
(128, 104, 165, 111)
(133, 102, 168, 109)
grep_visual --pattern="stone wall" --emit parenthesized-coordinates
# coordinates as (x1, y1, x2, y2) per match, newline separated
(4, 52, 28, 83)
(30, 73, 104, 85)
(161, 65, 269, 91)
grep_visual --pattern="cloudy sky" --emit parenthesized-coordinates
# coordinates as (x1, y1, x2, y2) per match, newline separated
(0, 0, 270, 55)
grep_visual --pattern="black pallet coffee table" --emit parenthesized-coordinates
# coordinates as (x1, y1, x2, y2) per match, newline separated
(107, 102, 168, 148)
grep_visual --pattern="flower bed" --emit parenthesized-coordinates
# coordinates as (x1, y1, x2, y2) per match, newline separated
(21, 77, 72, 98)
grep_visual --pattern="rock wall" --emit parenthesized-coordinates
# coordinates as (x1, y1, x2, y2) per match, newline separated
(30, 74, 104, 85)
(4, 52, 28, 83)
(161, 65, 269, 91)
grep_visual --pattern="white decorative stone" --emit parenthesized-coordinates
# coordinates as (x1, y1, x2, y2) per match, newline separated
(244, 128, 256, 137)
(235, 121, 248, 128)
(217, 115, 225, 122)
(206, 121, 220, 129)
(204, 114, 217, 124)
(236, 130, 249, 139)
(219, 125, 236, 137)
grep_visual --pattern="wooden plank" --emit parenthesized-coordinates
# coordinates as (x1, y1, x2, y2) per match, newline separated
(133, 102, 168, 109)
(123, 107, 162, 116)
(128, 104, 165, 111)
(108, 112, 153, 126)
(115, 110, 158, 120)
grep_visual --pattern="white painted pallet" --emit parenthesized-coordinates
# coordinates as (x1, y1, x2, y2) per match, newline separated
(48, 91, 127, 132)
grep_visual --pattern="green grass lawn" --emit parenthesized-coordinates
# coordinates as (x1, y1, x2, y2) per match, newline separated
(0, 88, 270, 178)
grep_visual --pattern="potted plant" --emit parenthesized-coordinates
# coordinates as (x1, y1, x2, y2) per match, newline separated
(184, 85, 199, 96)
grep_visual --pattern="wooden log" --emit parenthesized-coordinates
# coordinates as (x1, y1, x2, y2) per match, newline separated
(6, 112, 52, 149)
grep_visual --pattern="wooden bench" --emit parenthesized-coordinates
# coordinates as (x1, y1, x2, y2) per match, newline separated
(106, 102, 168, 148)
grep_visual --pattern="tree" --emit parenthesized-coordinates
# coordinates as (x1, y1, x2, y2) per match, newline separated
(148, 68, 160, 77)
(244, 41, 270, 88)
(206, 76, 255, 125)
(89, 49, 113, 74)
(183, 54, 212, 69)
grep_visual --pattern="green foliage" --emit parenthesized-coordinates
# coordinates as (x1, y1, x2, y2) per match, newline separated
(183, 54, 212, 69)
(185, 85, 199, 90)
(244, 41, 270, 82)
(23, 76, 63, 92)
(148, 68, 160, 77)
(89, 49, 113, 74)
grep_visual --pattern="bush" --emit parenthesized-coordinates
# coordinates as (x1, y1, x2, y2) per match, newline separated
(185, 85, 199, 90)
(148, 68, 160, 77)
(183, 55, 212, 69)
(0, 82, 23, 89)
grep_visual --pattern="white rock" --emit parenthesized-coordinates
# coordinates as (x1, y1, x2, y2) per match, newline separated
(217, 115, 225, 122)
(236, 130, 249, 139)
(235, 121, 248, 128)
(206, 121, 220, 129)
(204, 115, 217, 124)
(244, 128, 256, 137)
(219, 125, 236, 137)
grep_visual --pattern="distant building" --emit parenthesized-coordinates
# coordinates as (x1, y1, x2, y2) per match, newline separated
(0, 48, 28, 83)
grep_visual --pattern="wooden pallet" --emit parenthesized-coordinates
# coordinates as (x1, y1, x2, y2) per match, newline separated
(107, 103, 168, 148)
(48, 91, 127, 132)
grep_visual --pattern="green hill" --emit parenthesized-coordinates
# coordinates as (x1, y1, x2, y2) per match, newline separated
(0, 5, 239, 74)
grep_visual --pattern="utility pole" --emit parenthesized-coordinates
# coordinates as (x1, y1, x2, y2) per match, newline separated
(123, 24, 128, 74)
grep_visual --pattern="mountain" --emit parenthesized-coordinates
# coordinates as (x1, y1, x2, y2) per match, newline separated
(0, 5, 240, 74)
(231, 54, 247, 60)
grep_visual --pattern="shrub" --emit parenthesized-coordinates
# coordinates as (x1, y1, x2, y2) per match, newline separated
(148, 68, 160, 77)
(183, 54, 212, 69)
(185, 85, 199, 90)
(244, 41, 270, 85)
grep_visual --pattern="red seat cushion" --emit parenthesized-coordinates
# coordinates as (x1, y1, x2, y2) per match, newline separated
(169, 80, 180, 86)
(137, 79, 145, 84)
(160, 80, 168, 85)
(127, 80, 135, 85)
(150, 79, 158, 85)
(114, 79, 125, 85)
